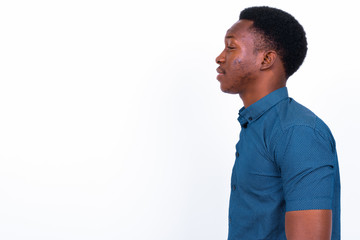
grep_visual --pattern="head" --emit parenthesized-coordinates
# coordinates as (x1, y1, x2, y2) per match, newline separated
(216, 6, 307, 94)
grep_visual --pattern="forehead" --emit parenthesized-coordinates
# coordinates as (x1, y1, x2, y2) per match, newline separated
(225, 19, 254, 41)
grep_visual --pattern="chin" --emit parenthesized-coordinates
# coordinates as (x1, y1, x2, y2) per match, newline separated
(220, 84, 238, 94)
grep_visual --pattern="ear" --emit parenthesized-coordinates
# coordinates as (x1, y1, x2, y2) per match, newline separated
(260, 51, 277, 71)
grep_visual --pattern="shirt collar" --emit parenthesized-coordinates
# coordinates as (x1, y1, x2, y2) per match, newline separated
(238, 87, 289, 128)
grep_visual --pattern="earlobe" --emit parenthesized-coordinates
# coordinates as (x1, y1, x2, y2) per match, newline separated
(260, 51, 277, 71)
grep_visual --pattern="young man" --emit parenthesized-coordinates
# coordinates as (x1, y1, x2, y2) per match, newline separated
(216, 6, 340, 240)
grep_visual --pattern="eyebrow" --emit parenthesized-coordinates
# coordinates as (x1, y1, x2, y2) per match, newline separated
(225, 36, 235, 39)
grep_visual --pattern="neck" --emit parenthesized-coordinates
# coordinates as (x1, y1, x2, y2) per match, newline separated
(240, 81, 286, 108)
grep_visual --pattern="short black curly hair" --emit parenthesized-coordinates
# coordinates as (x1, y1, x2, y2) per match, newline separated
(239, 6, 307, 78)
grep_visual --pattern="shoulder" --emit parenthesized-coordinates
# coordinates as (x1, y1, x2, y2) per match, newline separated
(276, 98, 317, 130)
(271, 98, 336, 154)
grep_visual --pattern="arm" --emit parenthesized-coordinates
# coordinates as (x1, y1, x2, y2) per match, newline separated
(285, 209, 332, 240)
(274, 125, 337, 239)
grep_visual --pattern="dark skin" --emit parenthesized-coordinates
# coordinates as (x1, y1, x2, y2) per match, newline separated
(216, 19, 286, 107)
(216, 19, 332, 239)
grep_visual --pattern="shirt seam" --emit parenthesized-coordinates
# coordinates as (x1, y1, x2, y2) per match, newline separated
(274, 124, 316, 164)
(286, 196, 333, 202)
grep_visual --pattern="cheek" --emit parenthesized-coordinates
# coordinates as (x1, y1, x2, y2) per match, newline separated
(231, 55, 256, 73)
(232, 58, 242, 65)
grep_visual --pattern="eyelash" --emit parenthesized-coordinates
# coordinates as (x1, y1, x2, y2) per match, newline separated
(227, 46, 235, 50)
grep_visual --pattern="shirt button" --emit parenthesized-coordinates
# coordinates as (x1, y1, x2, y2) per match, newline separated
(236, 152, 239, 157)
(229, 217, 232, 223)
(249, 117, 253, 121)
(232, 185, 236, 191)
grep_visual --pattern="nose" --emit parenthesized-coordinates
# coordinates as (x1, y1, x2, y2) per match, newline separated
(216, 50, 225, 64)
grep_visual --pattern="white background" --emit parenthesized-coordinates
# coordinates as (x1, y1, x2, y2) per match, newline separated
(0, 0, 359, 239)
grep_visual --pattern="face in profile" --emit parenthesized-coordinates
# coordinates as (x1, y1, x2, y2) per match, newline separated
(216, 20, 262, 94)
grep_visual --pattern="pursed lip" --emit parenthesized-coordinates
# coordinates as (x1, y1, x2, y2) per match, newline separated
(216, 67, 225, 81)
(216, 67, 225, 75)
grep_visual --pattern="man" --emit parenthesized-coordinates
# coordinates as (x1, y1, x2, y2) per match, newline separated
(216, 6, 340, 240)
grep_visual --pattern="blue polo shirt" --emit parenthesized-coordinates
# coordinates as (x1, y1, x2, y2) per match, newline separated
(228, 87, 340, 240)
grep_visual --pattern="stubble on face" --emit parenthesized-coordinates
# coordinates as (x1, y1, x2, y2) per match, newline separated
(222, 52, 258, 94)
(220, 58, 255, 94)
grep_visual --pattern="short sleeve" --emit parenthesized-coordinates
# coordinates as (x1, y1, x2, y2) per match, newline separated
(275, 124, 337, 212)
